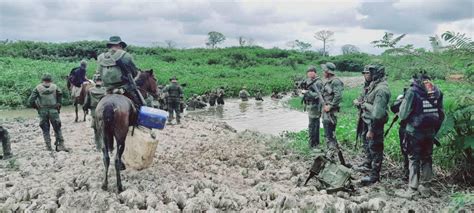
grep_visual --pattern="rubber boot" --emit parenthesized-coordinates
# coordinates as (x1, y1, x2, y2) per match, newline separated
(44, 135, 53, 151)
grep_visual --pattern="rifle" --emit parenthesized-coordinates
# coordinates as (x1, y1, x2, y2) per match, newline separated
(384, 114, 399, 138)
(355, 109, 364, 150)
(300, 78, 319, 112)
(115, 59, 146, 106)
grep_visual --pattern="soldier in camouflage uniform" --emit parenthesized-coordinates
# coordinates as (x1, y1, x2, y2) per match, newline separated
(358, 65, 391, 185)
(0, 126, 13, 159)
(353, 68, 371, 168)
(209, 89, 218, 106)
(320, 62, 345, 164)
(239, 86, 250, 101)
(83, 75, 106, 150)
(28, 74, 68, 152)
(301, 66, 323, 148)
(96, 36, 143, 107)
(217, 87, 225, 105)
(255, 90, 264, 101)
(163, 76, 184, 124)
(398, 73, 444, 198)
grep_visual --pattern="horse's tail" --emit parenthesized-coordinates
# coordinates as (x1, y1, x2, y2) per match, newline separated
(103, 103, 115, 151)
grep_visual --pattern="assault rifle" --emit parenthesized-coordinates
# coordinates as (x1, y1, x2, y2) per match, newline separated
(115, 59, 146, 106)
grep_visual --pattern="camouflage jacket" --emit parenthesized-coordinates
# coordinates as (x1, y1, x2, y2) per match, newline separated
(304, 77, 323, 118)
(322, 76, 344, 111)
(361, 79, 391, 132)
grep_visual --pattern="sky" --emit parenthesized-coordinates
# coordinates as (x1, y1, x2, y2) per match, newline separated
(0, 0, 473, 55)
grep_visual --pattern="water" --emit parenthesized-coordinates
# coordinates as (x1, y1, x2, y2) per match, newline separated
(186, 96, 309, 135)
(0, 106, 76, 120)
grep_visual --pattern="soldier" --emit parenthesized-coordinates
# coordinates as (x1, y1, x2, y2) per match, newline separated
(358, 65, 391, 185)
(390, 86, 411, 181)
(0, 126, 13, 159)
(96, 36, 144, 108)
(209, 89, 218, 106)
(398, 73, 444, 198)
(320, 62, 347, 165)
(239, 86, 250, 101)
(255, 90, 264, 101)
(217, 86, 225, 105)
(28, 74, 68, 152)
(301, 66, 323, 149)
(68, 60, 89, 100)
(83, 75, 106, 150)
(353, 68, 371, 168)
(163, 76, 183, 124)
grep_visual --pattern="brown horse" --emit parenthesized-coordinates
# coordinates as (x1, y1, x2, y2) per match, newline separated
(95, 70, 158, 192)
(67, 79, 94, 122)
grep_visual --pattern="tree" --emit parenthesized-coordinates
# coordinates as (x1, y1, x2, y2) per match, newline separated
(429, 35, 445, 53)
(206, 31, 226, 48)
(371, 32, 406, 49)
(286, 41, 297, 49)
(441, 31, 474, 51)
(341, 44, 360, 55)
(294, 40, 312, 52)
(238, 36, 255, 47)
(314, 30, 334, 56)
(164, 40, 177, 49)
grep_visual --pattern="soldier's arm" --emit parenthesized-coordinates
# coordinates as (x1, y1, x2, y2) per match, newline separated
(329, 80, 343, 107)
(179, 87, 184, 98)
(371, 89, 391, 121)
(398, 88, 414, 121)
(123, 53, 139, 78)
(306, 81, 321, 99)
(28, 88, 39, 108)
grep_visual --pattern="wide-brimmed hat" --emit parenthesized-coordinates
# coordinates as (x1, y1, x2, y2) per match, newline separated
(321, 62, 336, 74)
(42, 73, 52, 81)
(107, 36, 127, 48)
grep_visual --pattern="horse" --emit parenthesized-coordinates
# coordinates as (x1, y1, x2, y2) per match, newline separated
(95, 69, 158, 192)
(67, 79, 94, 122)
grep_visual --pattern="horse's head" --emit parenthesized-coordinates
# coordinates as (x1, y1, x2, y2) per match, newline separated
(137, 69, 158, 98)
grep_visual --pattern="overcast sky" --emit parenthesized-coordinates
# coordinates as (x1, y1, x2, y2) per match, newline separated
(0, 0, 473, 54)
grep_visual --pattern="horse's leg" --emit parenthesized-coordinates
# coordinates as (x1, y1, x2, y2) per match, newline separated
(74, 103, 79, 122)
(115, 136, 126, 192)
(83, 106, 87, 122)
(101, 145, 110, 191)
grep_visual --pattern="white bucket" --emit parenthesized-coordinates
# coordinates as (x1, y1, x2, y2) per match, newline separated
(122, 127, 159, 170)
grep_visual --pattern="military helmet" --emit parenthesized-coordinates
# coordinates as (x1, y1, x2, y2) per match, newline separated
(107, 36, 127, 48)
(169, 76, 178, 81)
(321, 62, 336, 74)
(307, 66, 317, 73)
(41, 73, 52, 81)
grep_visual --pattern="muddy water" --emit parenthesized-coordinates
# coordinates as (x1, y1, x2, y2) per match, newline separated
(0, 106, 76, 120)
(186, 96, 308, 135)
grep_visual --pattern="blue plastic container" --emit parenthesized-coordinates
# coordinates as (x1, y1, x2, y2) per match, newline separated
(137, 106, 169, 129)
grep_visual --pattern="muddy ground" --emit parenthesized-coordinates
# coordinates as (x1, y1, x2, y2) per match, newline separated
(1, 109, 462, 212)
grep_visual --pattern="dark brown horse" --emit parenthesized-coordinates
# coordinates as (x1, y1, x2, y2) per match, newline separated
(95, 70, 158, 192)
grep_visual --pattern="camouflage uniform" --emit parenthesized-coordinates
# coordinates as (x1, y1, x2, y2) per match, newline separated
(399, 74, 444, 193)
(390, 90, 410, 180)
(28, 74, 67, 151)
(163, 79, 183, 124)
(209, 90, 218, 106)
(96, 36, 142, 107)
(255, 91, 263, 101)
(239, 89, 250, 101)
(360, 65, 391, 185)
(0, 126, 12, 159)
(303, 76, 323, 148)
(217, 88, 225, 105)
(321, 63, 344, 152)
(355, 80, 370, 167)
(83, 78, 106, 150)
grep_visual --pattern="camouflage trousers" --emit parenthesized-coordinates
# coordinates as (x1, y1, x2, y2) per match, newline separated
(406, 132, 434, 190)
(0, 127, 12, 158)
(399, 122, 409, 179)
(308, 117, 320, 148)
(38, 108, 65, 149)
(167, 99, 181, 123)
(322, 111, 338, 150)
(362, 123, 385, 180)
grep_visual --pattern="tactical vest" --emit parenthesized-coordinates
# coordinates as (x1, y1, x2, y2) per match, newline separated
(305, 78, 321, 104)
(322, 77, 343, 108)
(409, 85, 442, 129)
(167, 83, 181, 99)
(36, 83, 58, 108)
(98, 50, 127, 86)
(89, 86, 106, 108)
(362, 80, 389, 124)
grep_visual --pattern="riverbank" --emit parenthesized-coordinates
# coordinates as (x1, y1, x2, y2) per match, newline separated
(1, 110, 467, 212)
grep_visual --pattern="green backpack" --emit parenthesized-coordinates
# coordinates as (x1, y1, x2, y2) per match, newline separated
(304, 153, 353, 193)
(98, 50, 127, 86)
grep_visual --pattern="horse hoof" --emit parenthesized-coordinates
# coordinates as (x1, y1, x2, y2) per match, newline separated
(101, 185, 108, 191)
(118, 187, 124, 193)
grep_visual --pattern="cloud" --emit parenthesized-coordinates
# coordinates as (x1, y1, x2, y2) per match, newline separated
(0, 0, 472, 54)
(358, 0, 474, 34)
